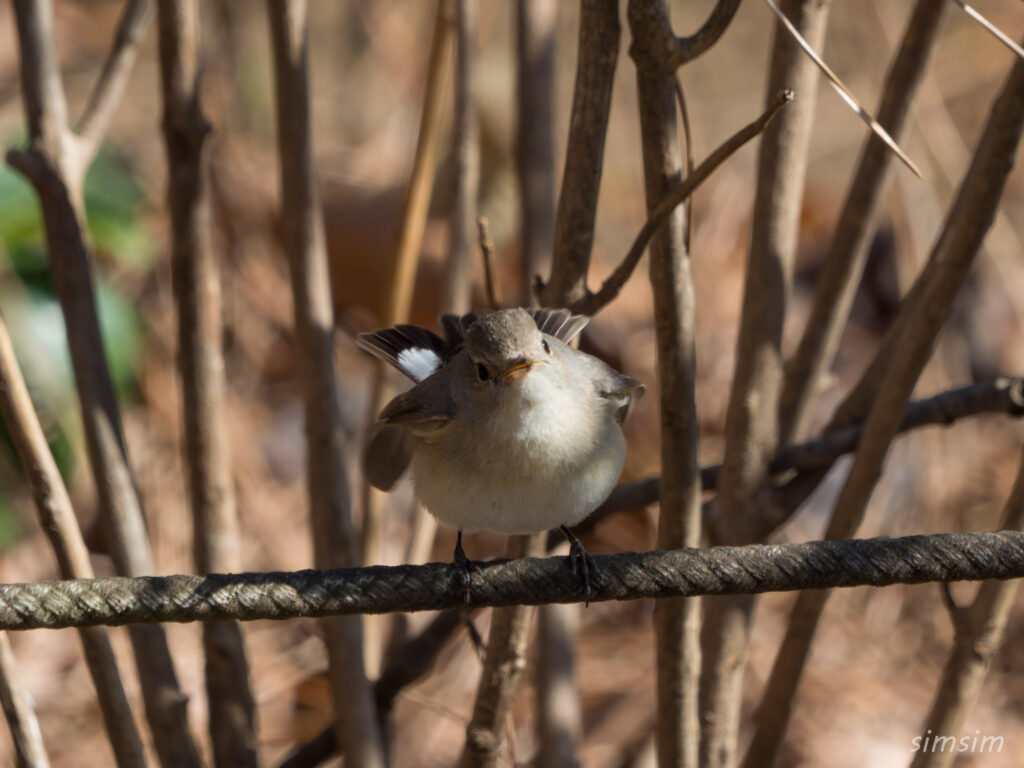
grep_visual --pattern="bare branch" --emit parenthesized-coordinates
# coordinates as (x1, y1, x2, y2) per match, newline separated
(628, 2, 702, 765)
(0, 333, 94, 583)
(445, 0, 479, 316)
(536, 602, 581, 768)
(517, 0, 557, 302)
(779, 0, 948, 443)
(10, 0, 72, 177)
(542, 0, 620, 307)
(0, 633, 50, 768)
(156, 1, 256, 764)
(76, 0, 154, 160)
(704, 2, 832, 762)
(458, 535, 545, 768)
(571, 89, 791, 317)
(0, 319, 145, 768)
(763, 0, 922, 178)
(266, 2, 385, 766)
(671, 0, 742, 66)
(717, 0, 831, 540)
(1, 532, 1023, 630)
(745, 50, 1024, 768)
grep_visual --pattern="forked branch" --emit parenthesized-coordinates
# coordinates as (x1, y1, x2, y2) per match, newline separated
(671, 0, 742, 66)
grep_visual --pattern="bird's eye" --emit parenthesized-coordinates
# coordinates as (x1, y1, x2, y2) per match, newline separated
(542, 339, 551, 354)
(476, 363, 491, 381)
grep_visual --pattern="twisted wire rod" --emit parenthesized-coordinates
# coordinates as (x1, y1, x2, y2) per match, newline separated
(0, 531, 1021, 631)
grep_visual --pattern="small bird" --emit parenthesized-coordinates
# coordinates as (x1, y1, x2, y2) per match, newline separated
(357, 307, 644, 601)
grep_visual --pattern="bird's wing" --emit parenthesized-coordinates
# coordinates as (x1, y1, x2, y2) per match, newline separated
(363, 423, 413, 490)
(603, 372, 646, 425)
(438, 311, 483, 350)
(529, 308, 590, 343)
(357, 323, 457, 489)
(378, 368, 456, 428)
(356, 324, 448, 382)
(572, 352, 645, 425)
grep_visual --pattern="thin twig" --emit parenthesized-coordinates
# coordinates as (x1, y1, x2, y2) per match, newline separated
(267, 2, 386, 767)
(1, 532, 1023, 630)
(762, 0, 923, 178)
(778, 0, 949, 443)
(477, 217, 502, 310)
(542, 0, 620, 307)
(156, 1, 256, 764)
(950, 0, 1024, 61)
(76, 0, 154, 159)
(744, 50, 1024, 768)
(0, 318, 144, 767)
(673, 73, 695, 254)
(0, 633, 50, 768)
(571, 89, 792, 317)
(8, 3, 201, 764)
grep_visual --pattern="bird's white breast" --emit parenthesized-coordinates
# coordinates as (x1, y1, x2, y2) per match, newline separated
(410, 367, 626, 534)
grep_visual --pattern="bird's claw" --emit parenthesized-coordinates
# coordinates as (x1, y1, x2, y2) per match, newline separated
(562, 525, 595, 607)
(453, 534, 482, 606)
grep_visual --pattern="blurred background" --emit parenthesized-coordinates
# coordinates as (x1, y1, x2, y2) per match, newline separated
(0, 1, 1022, 765)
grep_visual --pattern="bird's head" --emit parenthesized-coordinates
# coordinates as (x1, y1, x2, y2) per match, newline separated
(463, 308, 553, 387)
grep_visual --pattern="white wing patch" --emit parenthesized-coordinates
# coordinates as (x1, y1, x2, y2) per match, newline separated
(397, 347, 443, 382)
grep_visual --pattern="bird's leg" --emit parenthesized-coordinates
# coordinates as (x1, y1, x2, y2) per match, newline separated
(561, 525, 595, 606)
(452, 531, 486, 658)
(453, 531, 479, 604)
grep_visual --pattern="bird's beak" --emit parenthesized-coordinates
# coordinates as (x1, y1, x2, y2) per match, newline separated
(501, 359, 537, 380)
